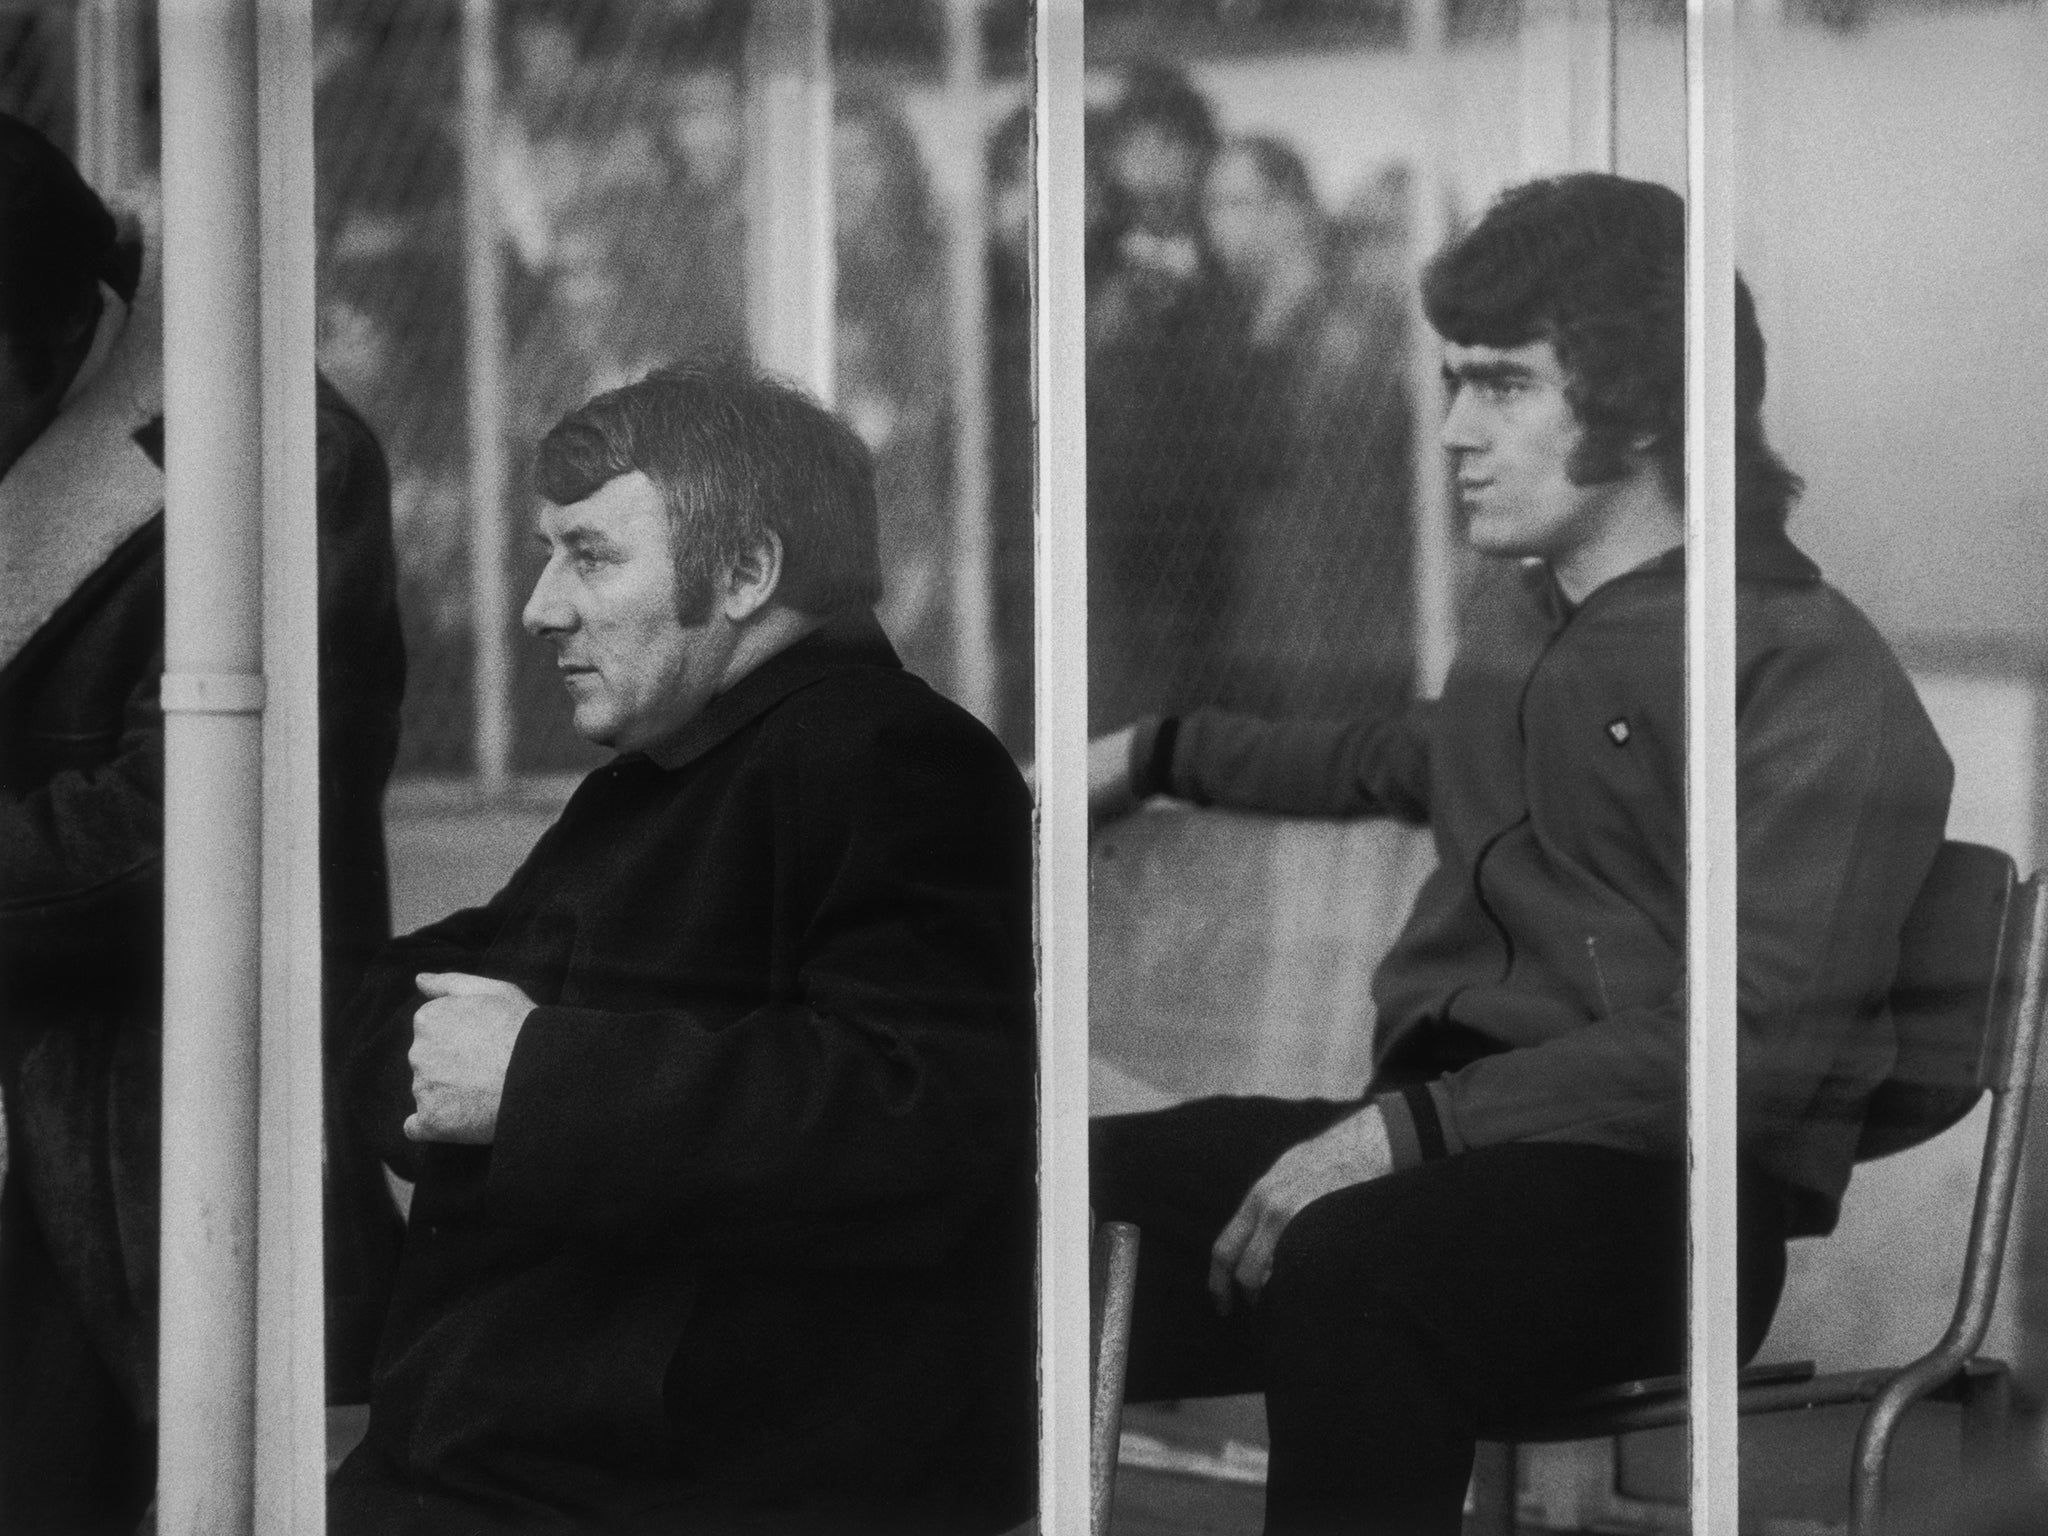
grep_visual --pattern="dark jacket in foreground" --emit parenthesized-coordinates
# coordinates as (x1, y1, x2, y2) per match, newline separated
(339, 613, 1036, 1533)
(1136, 527, 1953, 1236)
(0, 371, 407, 1424)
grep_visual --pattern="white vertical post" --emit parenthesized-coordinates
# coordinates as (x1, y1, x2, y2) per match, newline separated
(944, 0, 998, 725)
(253, 2, 326, 1530)
(1407, 0, 1456, 697)
(1035, 1, 1090, 1531)
(73, 0, 142, 194)
(461, 0, 512, 796)
(1520, 0, 1619, 179)
(745, 0, 836, 402)
(1685, 1, 1740, 1532)
(157, 2, 265, 1529)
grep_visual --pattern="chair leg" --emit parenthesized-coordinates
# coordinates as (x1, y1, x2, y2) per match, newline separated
(1091, 1222, 1142, 1536)
(1959, 1362, 2013, 1473)
(1466, 1442, 1518, 1536)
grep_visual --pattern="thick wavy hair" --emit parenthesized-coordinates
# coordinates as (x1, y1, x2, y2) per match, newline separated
(1422, 173, 1801, 530)
(0, 111, 122, 394)
(533, 359, 882, 624)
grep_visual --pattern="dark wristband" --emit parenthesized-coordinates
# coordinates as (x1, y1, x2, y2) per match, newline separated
(1143, 716, 1181, 801)
(1401, 1083, 1449, 1161)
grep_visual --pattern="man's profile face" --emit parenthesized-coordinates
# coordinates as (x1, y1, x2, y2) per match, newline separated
(522, 470, 736, 754)
(1110, 123, 1203, 239)
(1202, 149, 1286, 282)
(1440, 338, 1618, 567)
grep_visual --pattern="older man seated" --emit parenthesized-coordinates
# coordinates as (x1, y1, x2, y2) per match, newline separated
(331, 363, 1035, 1535)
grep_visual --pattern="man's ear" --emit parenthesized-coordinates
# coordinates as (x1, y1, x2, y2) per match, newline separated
(719, 528, 784, 623)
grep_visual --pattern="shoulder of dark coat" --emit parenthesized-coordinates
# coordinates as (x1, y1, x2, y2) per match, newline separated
(757, 662, 1027, 792)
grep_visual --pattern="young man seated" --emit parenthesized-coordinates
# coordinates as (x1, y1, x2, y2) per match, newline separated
(1089, 173, 1953, 1536)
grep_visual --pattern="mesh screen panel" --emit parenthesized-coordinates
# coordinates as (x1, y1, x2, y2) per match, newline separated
(0, 1, 70, 149)
(1084, 57, 1419, 732)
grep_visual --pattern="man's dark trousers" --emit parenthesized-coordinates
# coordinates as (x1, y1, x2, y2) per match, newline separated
(1093, 1097, 1792, 1536)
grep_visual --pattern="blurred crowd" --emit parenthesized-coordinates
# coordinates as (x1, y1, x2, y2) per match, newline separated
(310, 13, 1419, 770)
(989, 61, 1417, 739)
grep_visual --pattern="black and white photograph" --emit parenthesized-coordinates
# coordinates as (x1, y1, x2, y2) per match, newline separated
(1, 1, 2045, 1534)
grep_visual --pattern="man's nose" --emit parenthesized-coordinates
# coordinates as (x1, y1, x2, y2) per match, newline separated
(522, 560, 572, 638)
(1440, 387, 1483, 453)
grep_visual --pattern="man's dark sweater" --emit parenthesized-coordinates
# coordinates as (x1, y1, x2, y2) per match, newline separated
(336, 613, 1035, 1533)
(1133, 527, 1953, 1236)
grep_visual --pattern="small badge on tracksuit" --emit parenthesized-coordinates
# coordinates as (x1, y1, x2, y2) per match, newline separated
(1606, 717, 1631, 747)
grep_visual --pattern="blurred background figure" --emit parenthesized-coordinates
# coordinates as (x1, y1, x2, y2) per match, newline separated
(834, 84, 951, 689)
(313, 7, 475, 773)
(986, 102, 1036, 759)
(1201, 133, 1413, 719)
(1086, 61, 1270, 732)
(1082, 59, 1417, 731)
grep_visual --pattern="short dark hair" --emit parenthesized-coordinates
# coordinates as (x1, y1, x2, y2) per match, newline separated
(0, 111, 120, 393)
(1421, 172, 1801, 529)
(1106, 61, 1219, 164)
(533, 360, 882, 623)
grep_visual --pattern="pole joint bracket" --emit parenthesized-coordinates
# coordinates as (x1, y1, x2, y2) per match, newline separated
(160, 671, 266, 715)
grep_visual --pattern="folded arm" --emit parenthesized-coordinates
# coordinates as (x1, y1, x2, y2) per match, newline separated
(482, 718, 1033, 1269)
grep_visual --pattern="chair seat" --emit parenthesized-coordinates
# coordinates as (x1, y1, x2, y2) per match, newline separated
(1481, 1357, 2008, 1444)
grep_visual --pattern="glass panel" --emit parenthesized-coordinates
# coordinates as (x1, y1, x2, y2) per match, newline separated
(1079, 5, 1706, 1532)
(1725, 4, 2048, 1526)
(312, 0, 1050, 1518)
(0, 0, 72, 148)
(5, 0, 1053, 1523)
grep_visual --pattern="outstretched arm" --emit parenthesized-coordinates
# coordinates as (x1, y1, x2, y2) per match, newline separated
(1084, 706, 1434, 829)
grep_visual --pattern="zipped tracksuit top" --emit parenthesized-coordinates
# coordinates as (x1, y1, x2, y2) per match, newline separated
(1132, 529, 1952, 1237)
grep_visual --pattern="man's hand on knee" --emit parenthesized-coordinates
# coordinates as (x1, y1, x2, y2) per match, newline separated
(405, 972, 536, 1145)
(1208, 1104, 1392, 1314)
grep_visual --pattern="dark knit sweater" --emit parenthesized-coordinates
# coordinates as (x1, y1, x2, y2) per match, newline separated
(1134, 529, 1952, 1236)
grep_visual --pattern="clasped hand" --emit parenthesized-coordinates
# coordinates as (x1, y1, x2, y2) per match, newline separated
(405, 972, 535, 1145)
(1208, 1104, 1392, 1314)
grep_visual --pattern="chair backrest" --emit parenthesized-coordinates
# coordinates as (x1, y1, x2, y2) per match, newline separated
(1857, 841, 2021, 1160)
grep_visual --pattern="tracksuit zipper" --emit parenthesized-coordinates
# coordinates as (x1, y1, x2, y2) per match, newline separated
(1467, 594, 1581, 987)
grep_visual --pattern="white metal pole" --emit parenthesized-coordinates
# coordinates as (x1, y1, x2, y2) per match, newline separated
(1684, 0, 1740, 1531)
(744, 0, 836, 402)
(157, 2, 265, 1529)
(1034, 0, 1090, 1528)
(944, 0, 998, 726)
(72, 0, 141, 194)
(252, 2, 326, 1530)
(1407, 0, 1456, 697)
(1519, 0, 1619, 179)
(461, 0, 512, 797)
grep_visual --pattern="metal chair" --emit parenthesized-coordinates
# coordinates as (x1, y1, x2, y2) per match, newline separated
(1471, 841, 2048, 1536)
(1092, 1218, 1141, 1536)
